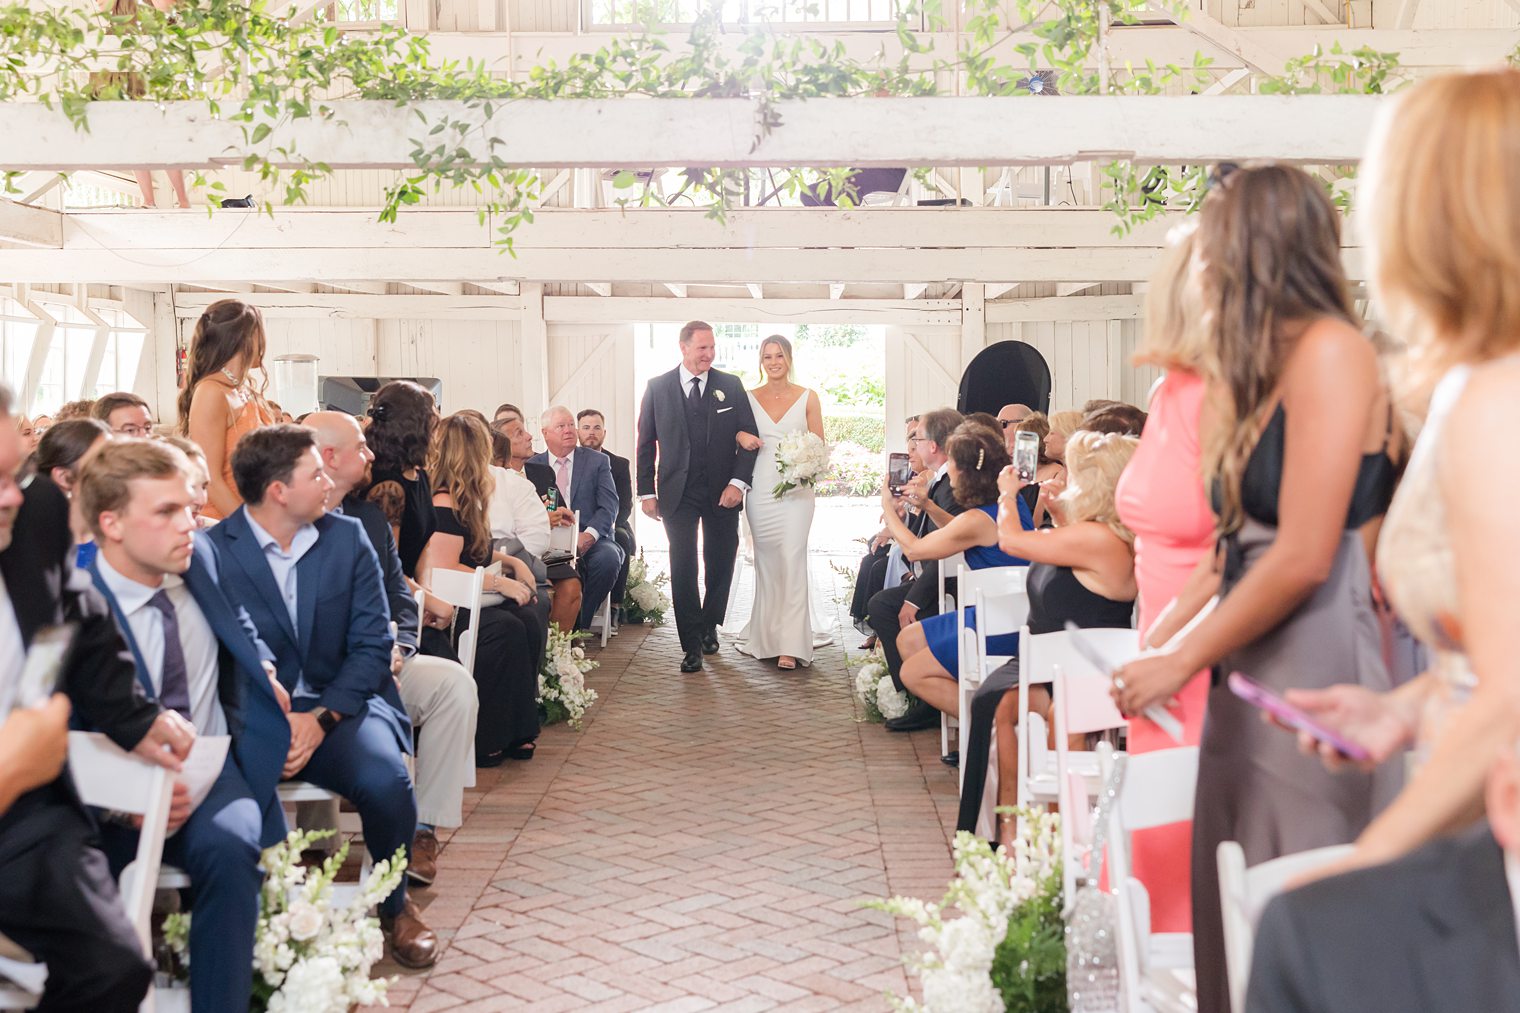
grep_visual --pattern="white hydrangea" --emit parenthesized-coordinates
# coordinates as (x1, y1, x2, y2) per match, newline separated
(268, 956, 347, 1013)
(876, 677, 910, 720)
(772, 430, 831, 497)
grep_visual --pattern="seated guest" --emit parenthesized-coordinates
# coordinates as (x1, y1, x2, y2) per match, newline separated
(481, 425, 554, 639)
(308, 411, 478, 887)
(530, 406, 625, 631)
(853, 415, 922, 644)
(496, 405, 580, 629)
(577, 408, 636, 624)
(81, 440, 292, 1013)
(207, 425, 436, 968)
(91, 391, 154, 438)
(55, 398, 96, 422)
(30, 417, 110, 567)
(1247, 739, 1520, 1013)
(0, 382, 186, 1012)
(159, 435, 214, 527)
(1012, 412, 1064, 526)
(996, 403, 1033, 450)
(1044, 409, 1083, 465)
(428, 414, 544, 765)
(0, 696, 70, 817)
(975, 431, 1139, 847)
(882, 422, 1033, 722)
(14, 413, 37, 456)
(1082, 401, 1147, 436)
(30, 413, 52, 438)
(867, 408, 965, 732)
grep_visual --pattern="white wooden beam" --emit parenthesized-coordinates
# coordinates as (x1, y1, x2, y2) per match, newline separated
(0, 199, 63, 248)
(904, 283, 928, 300)
(1055, 282, 1104, 297)
(1393, 0, 1421, 29)
(1160, 8, 1285, 76)
(18, 298, 57, 415)
(518, 283, 548, 421)
(829, 283, 845, 301)
(585, 282, 612, 297)
(984, 283, 1018, 300)
(543, 297, 963, 326)
(961, 282, 986, 368)
(1203, 68, 1252, 96)
(986, 294, 1143, 323)
(1, 96, 1382, 172)
(662, 283, 687, 298)
(173, 292, 524, 318)
(407, 281, 465, 295)
(746, 283, 764, 300)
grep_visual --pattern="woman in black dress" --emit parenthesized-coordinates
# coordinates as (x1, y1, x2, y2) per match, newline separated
(427, 414, 544, 765)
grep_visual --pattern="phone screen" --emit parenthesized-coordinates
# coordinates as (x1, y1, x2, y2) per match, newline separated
(1013, 430, 1040, 484)
(13, 624, 75, 712)
(1226, 672, 1370, 761)
(887, 452, 913, 492)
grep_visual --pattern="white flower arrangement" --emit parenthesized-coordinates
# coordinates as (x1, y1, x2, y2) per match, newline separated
(538, 624, 599, 729)
(772, 430, 831, 498)
(621, 552, 672, 626)
(874, 812, 1065, 1013)
(161, 828, 406, 1012)
(852, 651, 908, 723)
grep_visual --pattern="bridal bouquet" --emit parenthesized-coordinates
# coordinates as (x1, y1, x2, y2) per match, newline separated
(772, 430, 831, 498)
(853, 650, 909, 722)
(539, 625, 599, 729)
(161, 828, 406, 1012)
(622, 553, 671, 625)
(874, 813, 1065, 1013)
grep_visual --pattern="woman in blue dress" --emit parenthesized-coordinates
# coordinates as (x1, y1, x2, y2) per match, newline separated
(880, 421, 1033, 721)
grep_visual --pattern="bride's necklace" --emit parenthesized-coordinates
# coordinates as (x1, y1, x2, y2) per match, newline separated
(760, 381, 794, 400)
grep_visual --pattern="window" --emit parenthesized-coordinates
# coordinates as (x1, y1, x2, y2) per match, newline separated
(587, 0, 902, 28)
(1, 301, 149, 417)
(0, 298, 38, 403)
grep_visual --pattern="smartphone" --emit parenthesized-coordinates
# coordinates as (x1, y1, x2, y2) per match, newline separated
(1226, 672, 1371, 762)
(887, 452, 913, 494)
(1013, 430, 1040, 484)
(13, 623, 75, 712)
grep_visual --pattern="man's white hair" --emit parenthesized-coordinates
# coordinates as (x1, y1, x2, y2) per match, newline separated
(542, 405, 574, 426)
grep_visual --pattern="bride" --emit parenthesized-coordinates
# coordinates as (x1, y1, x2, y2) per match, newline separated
(727, 335, 835, 669)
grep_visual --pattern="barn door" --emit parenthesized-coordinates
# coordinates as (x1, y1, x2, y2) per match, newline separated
(546, 323, 637, 460)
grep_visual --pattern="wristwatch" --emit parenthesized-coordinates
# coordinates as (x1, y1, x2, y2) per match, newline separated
(311, 706, 340, 733)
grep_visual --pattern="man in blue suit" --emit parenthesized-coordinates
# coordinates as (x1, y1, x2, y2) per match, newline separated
(78, 439, 292, 1013)
(530, 405, 625, 631)
(207, 425, 437, 969)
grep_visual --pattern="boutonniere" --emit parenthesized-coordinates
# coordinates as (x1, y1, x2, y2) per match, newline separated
(714, 389, 726, 403)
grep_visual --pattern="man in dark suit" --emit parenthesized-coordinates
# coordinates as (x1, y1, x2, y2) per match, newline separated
(530, 406, 625, 631)
(80, 439, 291, 1013)
(1247, 744, 1520, 1013)
(867, 407, 964, 731)
(576, 408, 636, 621)
(207, 425, 436, 969)
(0, 384, 181, 1012)
(636, 321, 760, 673)
(494, 402, 557, 503)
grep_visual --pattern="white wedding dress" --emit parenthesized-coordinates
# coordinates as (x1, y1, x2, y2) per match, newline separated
(727, 389, 834, 665)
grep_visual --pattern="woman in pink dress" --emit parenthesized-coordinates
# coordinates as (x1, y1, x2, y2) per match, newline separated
(1111, 229, 1218, 933)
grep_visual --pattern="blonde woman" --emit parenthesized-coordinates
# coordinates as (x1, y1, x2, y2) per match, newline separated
(1043, 409, 1084, 464)
(1281, 70, 1520, 882)
(727, 335, 831, 669)
(978, 431, 1139, 847)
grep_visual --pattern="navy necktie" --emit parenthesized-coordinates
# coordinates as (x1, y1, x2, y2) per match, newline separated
(147, 590, 192, 721)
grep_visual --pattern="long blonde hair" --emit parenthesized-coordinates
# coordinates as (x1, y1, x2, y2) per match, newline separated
(1360, 69, 1520, 403)
(1135, 226, 1205, 371)
(1060, 431, 1139, 544)
(429, 413, 494, 563)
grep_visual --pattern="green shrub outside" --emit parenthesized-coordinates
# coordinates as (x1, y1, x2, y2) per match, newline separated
(824, 415, 885, 454)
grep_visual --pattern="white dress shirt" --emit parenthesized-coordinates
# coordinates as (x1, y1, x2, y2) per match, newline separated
(95, 553, 227, 736)
(488, 465, 551, 557)
(245, 513, 319, 699)
(1507, 849, 1520, 961)
(0, 569, 26, 714)
(640, 364, 750, 500)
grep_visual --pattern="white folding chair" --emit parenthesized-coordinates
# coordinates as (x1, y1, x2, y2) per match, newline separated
(954, 564, 1028, 794)
(1101, 741, 1199, 1013)
(1219, 840, 1355, 1013)
(1018, 627, 1140, 809)
(549, 510, 615, 645)
(429, 564, 489, 674)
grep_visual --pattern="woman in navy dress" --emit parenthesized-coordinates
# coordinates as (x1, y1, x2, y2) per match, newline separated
(880, 422, 1033, 722)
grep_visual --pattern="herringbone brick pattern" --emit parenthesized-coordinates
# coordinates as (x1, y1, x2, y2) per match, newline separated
(367, 554, 958, 1011)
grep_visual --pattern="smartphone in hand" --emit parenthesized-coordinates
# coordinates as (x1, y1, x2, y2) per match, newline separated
(887, 452, 912, 494)
(1227, 672, 1371, 762)
(1013, 430, 1040, 484)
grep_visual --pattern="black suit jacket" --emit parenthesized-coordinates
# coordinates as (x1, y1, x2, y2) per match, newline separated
(0, 477, 159, 846)
(636, 367, 759, 515)
(905, 471, 964, 613)
(603, 449, 634, 528)
(1248, 823, 1520, 1013)
(522, 461, 556, 505)
(344, 495, 421, 656)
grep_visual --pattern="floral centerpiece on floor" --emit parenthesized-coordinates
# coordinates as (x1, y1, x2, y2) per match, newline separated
(162, 828, 406, 1013)
(772, 430, 831, 498)
(874, 811, 1066, 1013)
(622, 552, 671, 626)
(854, 649, 909, 723)
(539, 625, 599, 730)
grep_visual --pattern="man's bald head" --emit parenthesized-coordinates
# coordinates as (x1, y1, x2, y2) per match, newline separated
(996, 403, 1033, 449)
(304, 411, 372, 499)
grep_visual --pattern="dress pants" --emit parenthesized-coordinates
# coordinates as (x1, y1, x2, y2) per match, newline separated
(0, 798, 153, 1013)
(866, 580, 939, 693)
(612, 523, 636, 605)
(103, 757, 264, 1013)
(294, 707, 416, 919)
(576, 536, 625, 629)
(662, 495, 741, 654)
(398, 654, 479, 828)
(850, 543, 891, 633)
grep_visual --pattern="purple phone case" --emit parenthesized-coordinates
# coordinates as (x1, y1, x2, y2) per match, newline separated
(1227, 672, 1371, 762)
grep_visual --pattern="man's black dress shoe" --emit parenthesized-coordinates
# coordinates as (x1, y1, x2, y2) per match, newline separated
(885, 698, 940, 732)
(680, 651, 704, 673)
(940, 751, 960, 768)
(701, 629, 720, 655)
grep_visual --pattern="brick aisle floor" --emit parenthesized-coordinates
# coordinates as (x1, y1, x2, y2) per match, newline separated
(367, 552, 959, 1012)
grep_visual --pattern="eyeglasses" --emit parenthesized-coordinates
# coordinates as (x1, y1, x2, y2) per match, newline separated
(114, 424, 151, 437)
(907, 436, 925, 445)
(999, 420, 1017, 430)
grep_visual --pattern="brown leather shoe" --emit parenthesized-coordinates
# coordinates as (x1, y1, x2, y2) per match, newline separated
(380, 898, 438, 969)
(407, 828, 439, 887)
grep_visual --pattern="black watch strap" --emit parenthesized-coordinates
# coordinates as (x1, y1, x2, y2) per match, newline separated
(314, 707, 339, 733)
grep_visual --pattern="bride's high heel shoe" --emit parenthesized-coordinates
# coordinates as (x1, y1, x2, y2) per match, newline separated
(777, 656, 797, 670)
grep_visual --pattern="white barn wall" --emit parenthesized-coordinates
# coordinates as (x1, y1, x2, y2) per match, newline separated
(377, 318, 523, 417)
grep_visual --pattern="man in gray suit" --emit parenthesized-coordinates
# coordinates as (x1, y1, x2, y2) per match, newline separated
(636, 321, 760, 673)
(1247, 741, 1520, 1013)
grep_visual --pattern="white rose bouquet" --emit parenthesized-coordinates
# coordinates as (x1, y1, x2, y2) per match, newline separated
(622, 552, 671, 626)
(852, 650, 908, 723)
(772, 430, 830, 498)
(538, 625, 599, 729)
(161, 828, 406, 1012)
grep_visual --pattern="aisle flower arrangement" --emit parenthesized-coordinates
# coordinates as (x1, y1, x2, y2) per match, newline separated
(875, 812, 1066, 1013)
(853, 650, 909, 722)
(161, 828, 406, 1012)
(539, 625, 599, 730)
(772, 430, 831, 498)
(622, 553, 671, 626)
